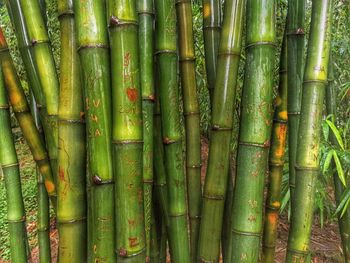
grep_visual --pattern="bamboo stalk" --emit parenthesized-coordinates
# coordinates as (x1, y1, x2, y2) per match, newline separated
(74, 1, 115, 262)
(175, 0, 202, 260)
(138, 0, 155, 258)
(286, 0, 333, 261)
(29, 92, 51, 263)
(203, 0, 221, 101)
(262, 35, 288, 263)
(154, 0, 190, 260)
(107, 0, 146, 261)
(229, 0, 276, 261)
(6, 0, 59, 180)
(286, 0, 305, 202)
(0, 68, 28, 263)
(56, 1, 87, 261)
(198, 0, 245, 261)
(0, 29, 56, 200)
(326, 59, 350, 262)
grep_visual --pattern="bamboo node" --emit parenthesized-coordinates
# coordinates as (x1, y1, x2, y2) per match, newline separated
(109, 16, 138, 27)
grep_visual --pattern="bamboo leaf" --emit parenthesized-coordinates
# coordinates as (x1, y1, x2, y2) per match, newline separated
(323, 149, 334, 174)
(333, 151, 346, 186)
(322, 120, 329, 140)
(341, 198, 350, 218)
(335, 186, 350, 216)
(326, 119, 345, 150)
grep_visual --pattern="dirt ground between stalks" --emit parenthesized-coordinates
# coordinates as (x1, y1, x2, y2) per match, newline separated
(0, 137, 344, 263)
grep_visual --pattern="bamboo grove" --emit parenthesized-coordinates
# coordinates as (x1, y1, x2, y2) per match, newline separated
(0, 0, 349, 262)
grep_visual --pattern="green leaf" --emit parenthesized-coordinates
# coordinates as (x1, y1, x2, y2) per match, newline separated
(326, 119, 345, 150)
(333, 151, 346, 186)
(322, 121, 329, 140)
(341, 198, 350, 218)
(335, 187, 350, 216)
(323, 150, 334, 174)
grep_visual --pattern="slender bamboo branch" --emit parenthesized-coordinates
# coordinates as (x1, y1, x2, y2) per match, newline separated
(154, 0, 190, 260)
(262, 34, 288, 263)
(0, 29, 56, 200)
(138, 0, 155, 258)
(286, 0, 306, 202)
(175, 0, 202, 260)
(202, 0, 221, 102)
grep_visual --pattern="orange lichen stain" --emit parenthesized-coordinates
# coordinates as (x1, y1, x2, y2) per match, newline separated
(44, 180, 55, 194)
(9, 93, 22, 106)
(274, 95, 282, 106)
(128, 237, 139, 248)
(203, 3, 211, 18)
(267, 212, 278, 225)
(274, 125, 287, 158)
(127, 88, 138, 102)
(279, 110, 288, 120)
(271, 201, 280, 208)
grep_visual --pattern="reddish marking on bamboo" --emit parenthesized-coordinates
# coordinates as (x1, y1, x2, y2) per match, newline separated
(80, 111, 85, 120)
(126, 88, 138, 102)
(128, 219, 136, 228)
(263, 140, 270, 147)
(85, 98, 90, 110)
(119, 248, 127, 257)
(91, 114, 98, 122)
(248, 215, 256, 222)
(95, 129, 101, 137)
(59, 167, 65, 181)
(0, 29, 7, 48)
(124, 52, 131, 67)
(137, 189, 143, 203)
(93, 99, 100, 108)
(128, 237, 139, 248)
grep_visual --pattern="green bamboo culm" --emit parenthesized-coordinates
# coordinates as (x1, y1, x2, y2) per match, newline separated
(229, 0, 276, 261)
(0, 69, 28, 263)
(326, 59, 350, 262)
(0, 29, 57, 200)
(154, 0, 190, 260)
(175, 0, 202, 260)
(57, 1, 87, 262)
(286, 0, 305, 202)
(262, 35, 288, 263)
(286, 0, 333, 261)
(108, 0, 146, 261)
(153, 93, 169, 224)
(29, 92, 52, 263)
(203, 0, 221, 101)
(5, 0, 60, 180)
(137, 0, 155, 258)
(197, 0, 245, 261)
(74, 1, 115, 262)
